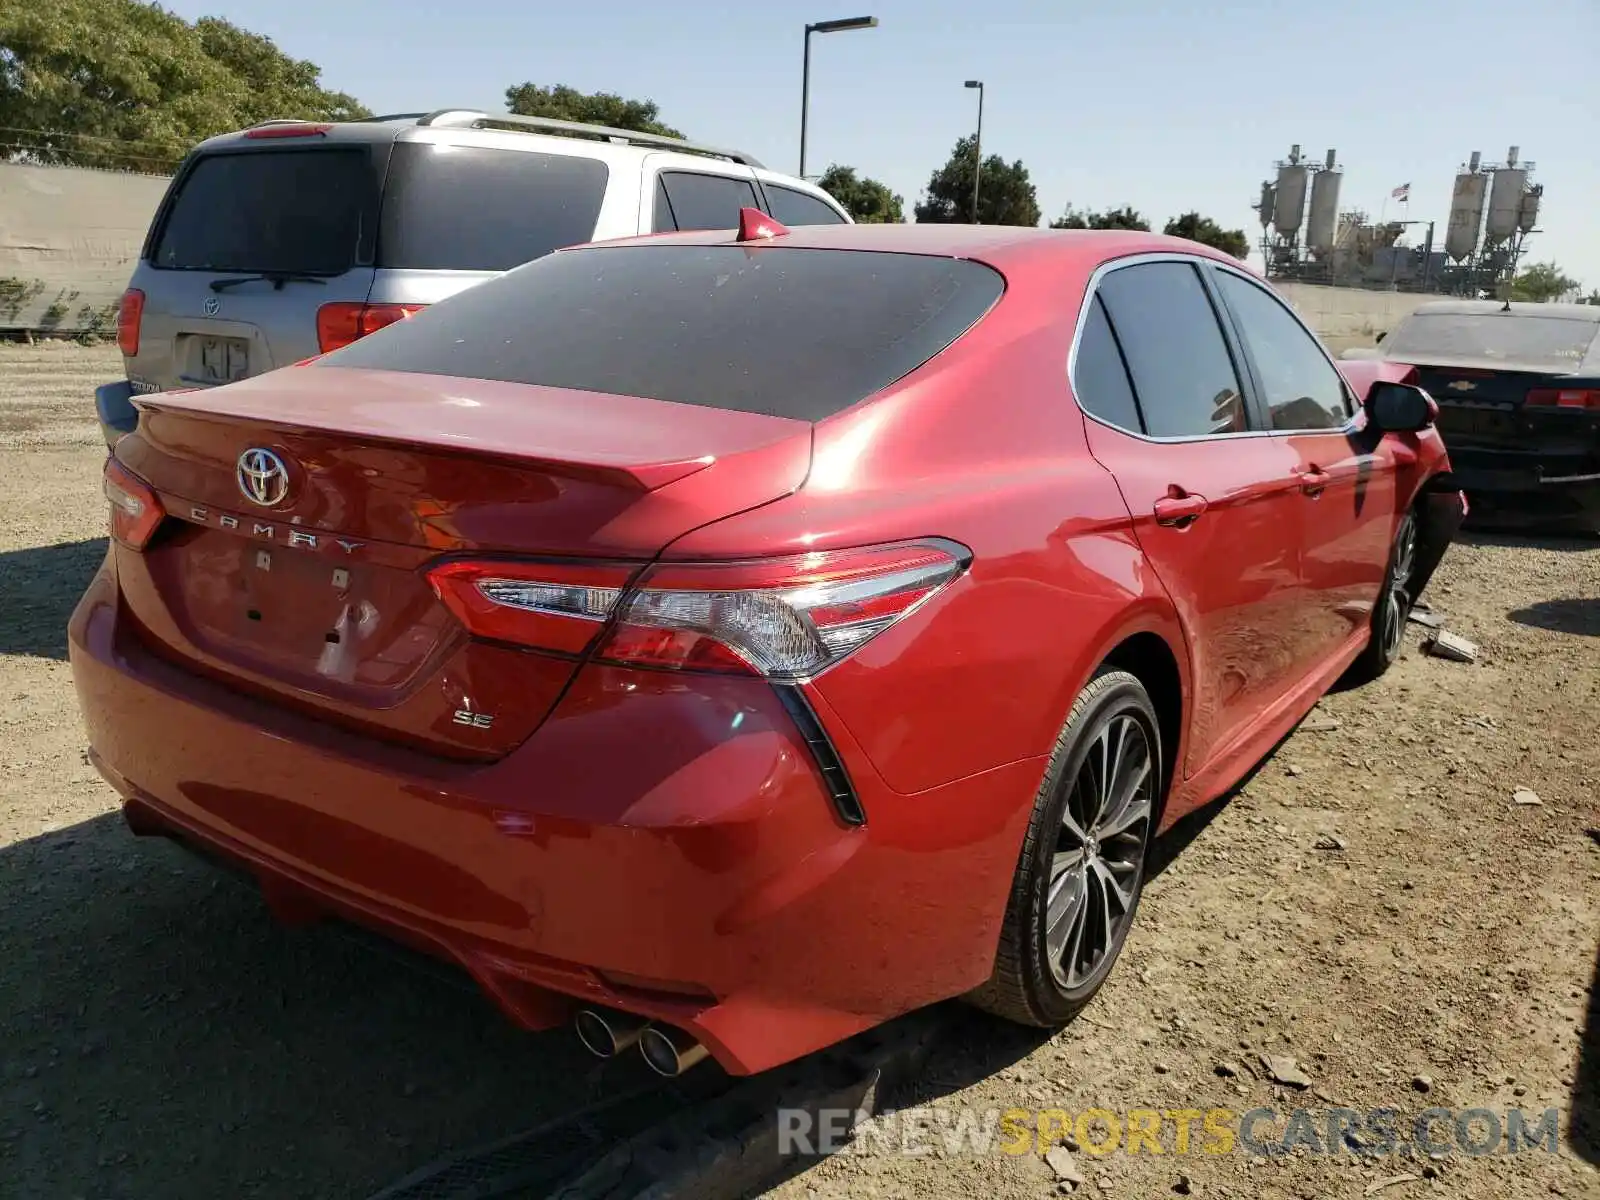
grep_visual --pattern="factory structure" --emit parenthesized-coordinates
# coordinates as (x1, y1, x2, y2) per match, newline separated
(1253, 144, 1542, 295)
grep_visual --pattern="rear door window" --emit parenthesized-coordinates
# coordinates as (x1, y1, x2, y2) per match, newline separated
(1096, 262, 1250, 438)
(656, 172, 761, 231)
(321, 245, 1005, 421)
(763, 184, 847, 226)
(1072, 295, 1143, 433)
(1213, 269, 1351, 430)
(378, 143, 609, 271)
(151, 149, 373, 274)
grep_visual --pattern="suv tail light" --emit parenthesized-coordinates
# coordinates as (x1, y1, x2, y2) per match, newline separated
(103, 457, 164, 550)
(316, 302, 428, 353)
(117, 288, 144, 357)
(425, 540, 970, 681)
(1527, 388, 1600, 410)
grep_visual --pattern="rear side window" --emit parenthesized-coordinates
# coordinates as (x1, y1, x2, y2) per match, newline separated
(1096, 263, 1248, 438)
(378, 143, 608, 271)
(321, 245, 1005, 421)
(1214, 270, 1350, 430)
(656, 172, 760, 231)
(152, 149, 372, 274)
(1072, 295, 1142, 432)
(763, 185, 847, 226)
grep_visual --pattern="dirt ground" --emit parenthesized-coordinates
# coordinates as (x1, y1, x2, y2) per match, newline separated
(1, 342, 1596, 1200)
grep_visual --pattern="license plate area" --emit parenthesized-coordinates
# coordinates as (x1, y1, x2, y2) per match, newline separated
(197, 336, 250, 384)
(1437, 405, 1517, 440)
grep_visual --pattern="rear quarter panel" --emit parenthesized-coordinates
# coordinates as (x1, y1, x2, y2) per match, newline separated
(663, 265, 1190, 796)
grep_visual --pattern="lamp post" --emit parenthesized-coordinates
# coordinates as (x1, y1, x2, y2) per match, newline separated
(799, 15, 879, 179)
(965, 80, 984, 222)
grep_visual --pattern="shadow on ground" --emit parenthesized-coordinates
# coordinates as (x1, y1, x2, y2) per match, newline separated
(1457, 527, 1598, 554)
(1574, 934, 1599, 1167)
(0, 813, 676, 1200)
(0, 538, 106, 660)
(1507, 598, 1600, 638)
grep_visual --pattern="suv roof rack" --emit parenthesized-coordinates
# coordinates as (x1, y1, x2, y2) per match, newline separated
(413, 109, 765, 169)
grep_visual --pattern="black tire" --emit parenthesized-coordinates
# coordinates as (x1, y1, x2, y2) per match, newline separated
(967, 667, 1161, 1027)
(1346, 507, 1420, 686)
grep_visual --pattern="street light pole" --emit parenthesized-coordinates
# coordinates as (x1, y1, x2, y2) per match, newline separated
(965, 80, 984, 222)
(799, 15, 879, 180)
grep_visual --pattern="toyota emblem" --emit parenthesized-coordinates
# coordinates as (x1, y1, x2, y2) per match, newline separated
(203, 295, 221, 316)
(237, 448, 290, 507)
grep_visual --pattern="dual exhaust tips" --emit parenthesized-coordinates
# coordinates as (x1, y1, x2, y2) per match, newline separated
(574, 1007, 709, 1077)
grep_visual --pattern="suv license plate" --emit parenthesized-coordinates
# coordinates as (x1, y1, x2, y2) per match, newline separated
(200, 337, 250, 384)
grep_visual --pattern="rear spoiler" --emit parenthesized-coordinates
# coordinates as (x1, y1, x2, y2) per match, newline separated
(133, 394, 718, 493)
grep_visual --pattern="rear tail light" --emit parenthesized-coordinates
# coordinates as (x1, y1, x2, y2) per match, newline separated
(117, 288, 144, 357)
(1527, 388, 1600, 410)
(425, 540, 970, 681)
(103, 457, 164, 550)
(316, 302, 428, 353)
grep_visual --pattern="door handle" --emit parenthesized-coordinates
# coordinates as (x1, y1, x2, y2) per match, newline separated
(1153, 492, 1208, 527)
(1299, 467, 1331, 496)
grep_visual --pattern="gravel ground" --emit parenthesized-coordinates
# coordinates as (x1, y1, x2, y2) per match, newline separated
(2, 342, 1597, 1200)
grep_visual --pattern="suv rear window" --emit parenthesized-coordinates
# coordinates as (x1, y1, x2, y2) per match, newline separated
(1384, 312, 1600, 370)
(321, 245, 1005, 421)
(151, 149, 372, 274)
(377, 143, 609, 272)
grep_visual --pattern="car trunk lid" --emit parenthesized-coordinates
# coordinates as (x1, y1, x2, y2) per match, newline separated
(111, 366, 814, 758)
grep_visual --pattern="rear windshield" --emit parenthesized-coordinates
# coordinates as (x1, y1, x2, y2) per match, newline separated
(151, 149, 372, 274)
(377, 143, 609, 272)
(320, 245, 1006, 421)
(1384, 312, 1600, 371)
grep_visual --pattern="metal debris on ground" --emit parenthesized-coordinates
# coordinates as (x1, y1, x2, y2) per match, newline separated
(1406, 608, 1445, 629)
(1299, 716, 1342, 733)
(1422, 630, 1478, 663)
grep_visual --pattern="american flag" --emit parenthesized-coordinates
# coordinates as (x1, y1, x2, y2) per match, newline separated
(1391, 183, 1411, 201)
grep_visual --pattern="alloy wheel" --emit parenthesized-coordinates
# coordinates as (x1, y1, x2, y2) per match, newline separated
(1045, 713, 1155, 990)
(1379, 513, 1419, 660)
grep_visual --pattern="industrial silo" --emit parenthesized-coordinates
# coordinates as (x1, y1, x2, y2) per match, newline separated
(1485, 146, 1527, 246)
(1517, 184, 1542, 233)
(1445, 152, 1487, 262)
(1257, 181, 1276, 227)
(1272, 145, 1308, 237)
(1306, 150, 1341, 255)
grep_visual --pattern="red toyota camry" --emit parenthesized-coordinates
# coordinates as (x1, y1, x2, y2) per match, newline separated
(71, 216, 1464, 1078)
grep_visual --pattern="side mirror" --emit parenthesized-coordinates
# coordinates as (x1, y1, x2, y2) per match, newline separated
(1366, 381, 1436, 433)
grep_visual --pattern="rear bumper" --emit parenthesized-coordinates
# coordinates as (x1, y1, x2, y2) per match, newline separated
(68, 556, 1039, 1075)
(95, 380, 139, 447)
(1452, 459, 1600, 526)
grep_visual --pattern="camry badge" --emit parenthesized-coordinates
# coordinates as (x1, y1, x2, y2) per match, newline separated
(237, 447, 290, 507)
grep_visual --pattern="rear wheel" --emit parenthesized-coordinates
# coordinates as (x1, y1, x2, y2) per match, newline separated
(968, 668, 1159, 1027)
(1346, 508, 1419, 685)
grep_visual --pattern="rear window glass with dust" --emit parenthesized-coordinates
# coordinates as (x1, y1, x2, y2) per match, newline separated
(1383, 313, 1600, 370)
(319, 244, 1006, 422)
(151, 148, 372, 275)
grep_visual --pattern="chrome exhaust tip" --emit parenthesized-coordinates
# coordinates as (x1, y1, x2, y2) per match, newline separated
(639, 1024, 710, 1077)
(574, 1007, 649, 1059)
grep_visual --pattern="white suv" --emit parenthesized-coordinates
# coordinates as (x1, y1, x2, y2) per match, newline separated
(98, 109, 850, 442)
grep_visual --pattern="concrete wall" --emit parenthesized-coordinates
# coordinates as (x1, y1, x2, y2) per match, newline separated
(1276, 281, 1451, 356)
(0, 164, 170, 335)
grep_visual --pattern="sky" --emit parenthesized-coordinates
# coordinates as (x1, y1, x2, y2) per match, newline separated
(165, 0, 1600, 288)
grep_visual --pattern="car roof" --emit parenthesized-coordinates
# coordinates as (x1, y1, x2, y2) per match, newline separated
(567, 224, 1242, 278)
(1407, 299, 1600, 322)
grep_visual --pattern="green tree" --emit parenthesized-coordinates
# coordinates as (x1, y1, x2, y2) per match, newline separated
(503, 83, 681, 137)
(817, 164, 903, 223)
(1050, 204, 1150, 231)
(1508, 261, 1579, 303)
(1163, 211, 1251, 259)
(0, 0, 368, 173)
(914, 135, 1040, 227)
